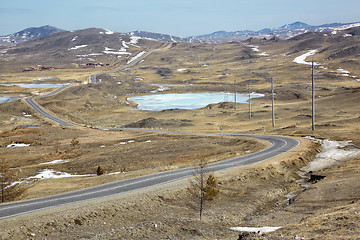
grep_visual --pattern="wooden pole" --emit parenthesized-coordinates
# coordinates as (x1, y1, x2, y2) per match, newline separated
(312, 60, 315, 131)
(248, 80, 251, 119)
(271, 77, 275, 127)
(234, 79, 237, 111)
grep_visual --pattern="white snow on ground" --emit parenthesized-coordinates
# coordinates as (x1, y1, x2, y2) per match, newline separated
(4, 181, 23, 189)
(150, 86, 170, 93)
(250, 45, 269, 56)
(71, 36, 78, 42)
(337, 68, 350, 74)
(122, 41, 129, 49)
(337, 68, 358, 79)
(115, 140, 135, 145)
(170, 36, 177, 42)
(293, 49, 319, 65)
(76, 53, 103, 57)
(343, 34, 352, 37)
(40, 159, 70, 165)
(333, 22, 360, 31)
(302, 136, 360, 172)
(104, 29, 114, 35)
(130, 35, 141, 45)
(69, 45, 88, 50)
(251, 46, 260, 52)
(177, 68, 189, 72)
(127, 51, 146, 64)
(6, 143, 30, 147)
(105, 47, 115, 51)
(27, 169, 92, 179)
(229, 227, 281, 233)
(107, 171, 123, 175)
(103, 50, 131, 55)
(331, 31, 337, 35)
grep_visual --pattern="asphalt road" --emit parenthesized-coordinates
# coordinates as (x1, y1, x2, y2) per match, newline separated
(25, 97, 74, 127)
(12, 49, 301, 220)
(0, 131, 299, 219)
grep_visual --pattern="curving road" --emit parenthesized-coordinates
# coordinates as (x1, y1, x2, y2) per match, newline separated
(0, 130, 299, 219)
(11, 47, 301, 220)
(25, 97, 74, 127)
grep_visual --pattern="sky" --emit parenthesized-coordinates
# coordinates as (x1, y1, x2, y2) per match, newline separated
(1, 0, 360, 37)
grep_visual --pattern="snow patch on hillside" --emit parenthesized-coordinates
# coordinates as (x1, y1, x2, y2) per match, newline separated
(127, 51, 146, 64)
(130, 35, 141, 45)
(40, 159, 70, 165)
(230, 226, 281, 233)
(293, 49, 319, 65)
(7, 143, 31, 147)
(103, 50, 131, 55)
(302, 136, 360, 172)
(69, 45, 87, 50)
(250, 45, 269, 56)
(122, 41, 129, 48)
(104, 29, 114, 35)
(28, 169, 92, 179)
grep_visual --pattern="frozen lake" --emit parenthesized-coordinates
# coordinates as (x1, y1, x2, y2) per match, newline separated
(1, 83, 66, 88)
(128, 92, 264, 111)
(0, 96, 17, 104)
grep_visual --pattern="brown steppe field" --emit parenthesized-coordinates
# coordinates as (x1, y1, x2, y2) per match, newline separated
(0, 29, 359, 239)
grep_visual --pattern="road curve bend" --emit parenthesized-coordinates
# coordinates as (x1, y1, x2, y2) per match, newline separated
(13, 48, 301, 220)
(0, 131, 300, 219)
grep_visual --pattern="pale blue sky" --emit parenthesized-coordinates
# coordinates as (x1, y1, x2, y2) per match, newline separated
(1, 0, 359, 37)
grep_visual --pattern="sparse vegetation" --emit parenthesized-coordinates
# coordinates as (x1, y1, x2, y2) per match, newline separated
(0, 23, 359, 239)
(96, 166, 104, 176)
(0, 158, 12, 203)
(204, 173, 219, 200)
(187, 158, 219, 220)
(70, 138, 80, 148)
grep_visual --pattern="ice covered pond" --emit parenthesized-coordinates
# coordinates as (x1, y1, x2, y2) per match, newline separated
(0, 96, 17, 104)
(1, 83, 67, 88)
(128, 92, 264, 111)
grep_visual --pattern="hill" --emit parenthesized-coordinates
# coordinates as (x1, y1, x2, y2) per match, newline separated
(0, 28, 166, 70)
(0, 25, 64, 46)
(189, 21, 360, 42)
(0, 22, 359, 239)
(3, 20, 360, 46)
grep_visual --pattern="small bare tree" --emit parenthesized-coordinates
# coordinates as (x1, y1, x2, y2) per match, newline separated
(0, 158, 12, 203)
(188, 158, 219, 220)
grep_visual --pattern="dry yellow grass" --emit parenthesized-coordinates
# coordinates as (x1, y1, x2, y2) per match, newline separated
(0, 35, 359, 239)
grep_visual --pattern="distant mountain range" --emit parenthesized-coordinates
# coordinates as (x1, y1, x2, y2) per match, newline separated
(0, 25, 64, 45)
(1, 21, 360, 45)
(189, 21, 360, 42)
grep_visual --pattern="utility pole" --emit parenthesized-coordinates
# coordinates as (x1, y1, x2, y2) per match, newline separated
(234, 79, 237, 111)
(271, 77, 275, 127)
(209, 55, 212, 85)
(248, 80, 251, 119)
(224, 62, 229, 102)
(312, 60, 315, 131)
